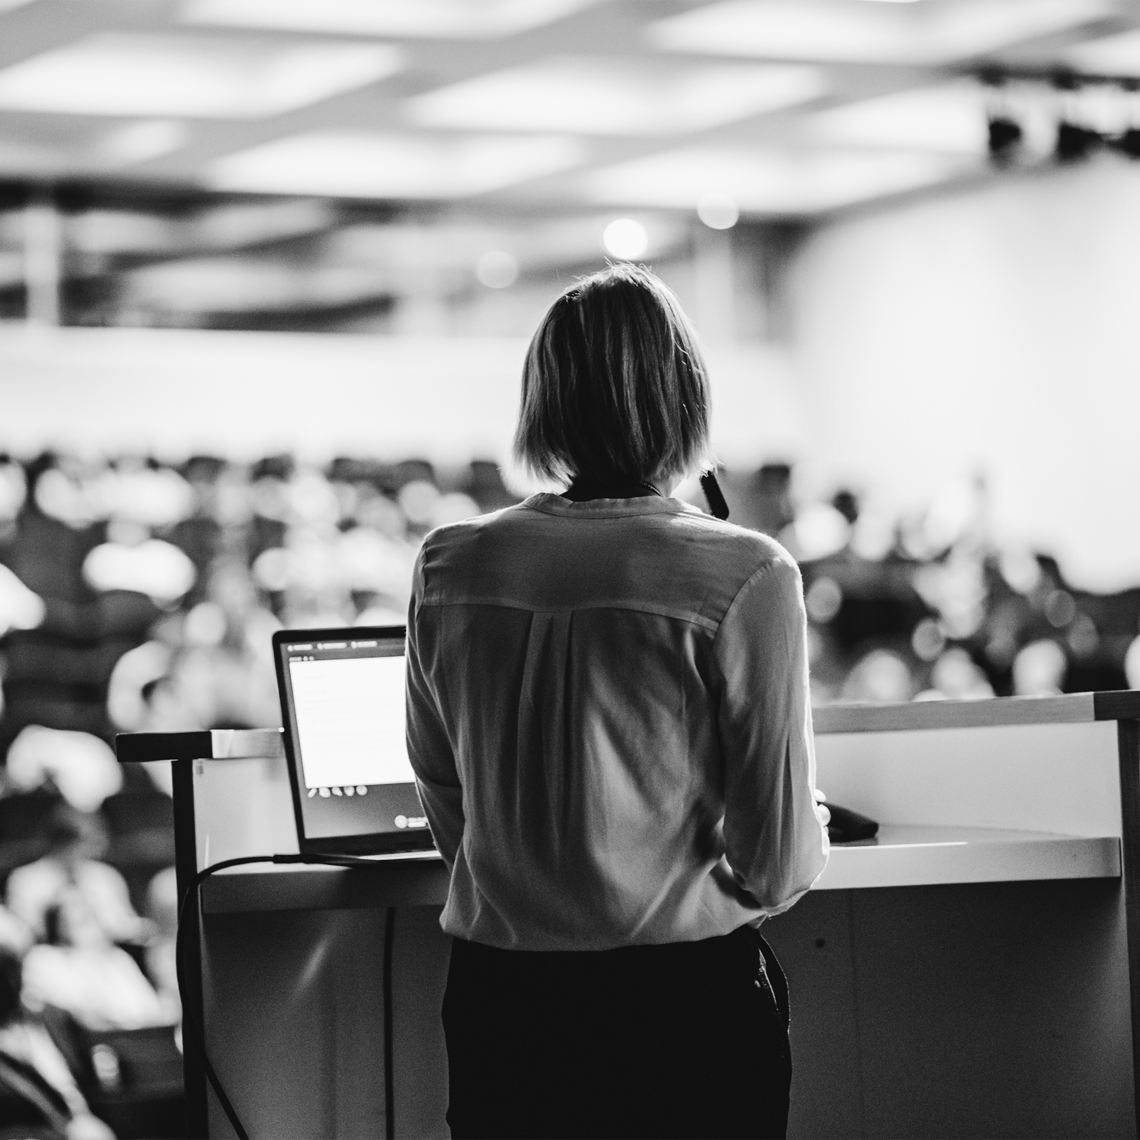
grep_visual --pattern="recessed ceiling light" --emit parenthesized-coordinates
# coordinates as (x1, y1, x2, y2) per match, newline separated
(697, 193, 740, 229)
(184, 0, 598, 39)
(409, 57, 823, 135)
(813, 84, 988, 155)
(648, 0, 1113, 66)
(602, 219, 649, 260)
(209, 132, 585, 198)
(583, 147, 971, 214)
(476, 251, 519, 288)
(0, 33, 402, 118)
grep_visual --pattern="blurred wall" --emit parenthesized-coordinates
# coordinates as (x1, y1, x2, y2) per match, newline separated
(790, 157, 1140, 592)
(0, 325, 800, 476)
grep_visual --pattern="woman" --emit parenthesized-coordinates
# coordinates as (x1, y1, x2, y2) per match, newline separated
(406, 264, 828, 1140)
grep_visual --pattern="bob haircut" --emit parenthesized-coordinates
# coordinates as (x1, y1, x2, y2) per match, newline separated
(513, 264, 711, 486)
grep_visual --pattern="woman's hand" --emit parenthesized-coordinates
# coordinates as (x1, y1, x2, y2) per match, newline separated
(67, 1113, 116, 1140)
(814, 788, 831, 827)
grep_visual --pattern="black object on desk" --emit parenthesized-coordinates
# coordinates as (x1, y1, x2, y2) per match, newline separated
(827, 804, 880, 844)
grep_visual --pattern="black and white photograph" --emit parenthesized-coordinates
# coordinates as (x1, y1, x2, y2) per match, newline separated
(0, 1, 1139, 1137)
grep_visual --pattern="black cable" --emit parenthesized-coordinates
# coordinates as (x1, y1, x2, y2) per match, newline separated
(383, 906, 396, 1140)
(175, 852, 387, 1140)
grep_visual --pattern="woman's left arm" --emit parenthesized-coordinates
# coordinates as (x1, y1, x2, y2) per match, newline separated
(713, 552, 830, 914)
(405, 550, 465, 868)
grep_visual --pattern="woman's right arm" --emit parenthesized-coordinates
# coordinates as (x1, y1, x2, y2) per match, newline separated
(405, 549, 465, 868)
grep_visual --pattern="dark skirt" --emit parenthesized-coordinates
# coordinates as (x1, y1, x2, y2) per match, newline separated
(442, 924, 791, 1140)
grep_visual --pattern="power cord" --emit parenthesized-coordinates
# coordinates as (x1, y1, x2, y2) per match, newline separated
(175, 853, 399, 1140)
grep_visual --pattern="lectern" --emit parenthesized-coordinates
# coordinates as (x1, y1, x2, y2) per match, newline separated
(118, 690, 1140, 1139)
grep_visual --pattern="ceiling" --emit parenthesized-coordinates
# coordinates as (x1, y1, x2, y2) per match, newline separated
(2, 0, 1140, 212)
(1, 0, 1138, 331)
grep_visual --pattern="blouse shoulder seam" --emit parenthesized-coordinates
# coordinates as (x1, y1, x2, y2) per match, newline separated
(415, 595, 720, 632)
(709, 556, 793, 653)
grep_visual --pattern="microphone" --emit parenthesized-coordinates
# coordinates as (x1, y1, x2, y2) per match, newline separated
(699, 471, 729, 520)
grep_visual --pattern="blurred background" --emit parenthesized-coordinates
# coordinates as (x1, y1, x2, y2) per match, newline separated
(2, 0, 1140, 1135)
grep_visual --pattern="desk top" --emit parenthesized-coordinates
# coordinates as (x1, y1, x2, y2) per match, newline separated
(118, 691, 1140, 765)
(198, 827, 1120, 915)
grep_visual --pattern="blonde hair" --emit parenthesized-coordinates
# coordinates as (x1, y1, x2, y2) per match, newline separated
(513, 264, 711, 485)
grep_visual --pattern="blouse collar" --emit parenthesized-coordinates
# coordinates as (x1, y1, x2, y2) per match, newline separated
(523, 492, 699, 519)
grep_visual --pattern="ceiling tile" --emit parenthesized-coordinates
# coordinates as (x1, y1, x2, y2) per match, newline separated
(0, 133, 68, 175)
(648, 0, 1115, 66)
(0, 33, 403, 118)
(208, 131, 586, 198)
(98, 121, 190, 168)
(407, 56, 825, 135)
(580, 144, 974, 213)
(812, 83, 989, 154)
(1066, 27, 1140, 75)
(183, 0, 599, 39)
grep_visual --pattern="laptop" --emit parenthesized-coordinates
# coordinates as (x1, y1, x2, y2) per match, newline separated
(272, 625, 437, 856)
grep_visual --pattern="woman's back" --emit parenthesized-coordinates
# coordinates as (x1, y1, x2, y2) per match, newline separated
(407, 491, 826, 951)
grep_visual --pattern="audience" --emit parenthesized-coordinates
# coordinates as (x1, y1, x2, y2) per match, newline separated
(0, 941, 115, 1140)
(0, 448, 1136, 1136)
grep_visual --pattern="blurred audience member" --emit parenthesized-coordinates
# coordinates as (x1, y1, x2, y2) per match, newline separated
(6, 806, 149, 949)
(1013, 639, 1068, 696)
(143, 868, 179, 1024)
(841, 649, 917, 704)
(915, 648, 995, 701)
(5, 728, 122, 815)
(0, 944, 115, 1140)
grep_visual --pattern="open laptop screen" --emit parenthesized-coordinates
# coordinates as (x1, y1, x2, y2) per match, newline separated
(273, 625, 434, 854)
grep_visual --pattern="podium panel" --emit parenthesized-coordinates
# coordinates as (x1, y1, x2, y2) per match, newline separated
(117, 691, 1140, 1139)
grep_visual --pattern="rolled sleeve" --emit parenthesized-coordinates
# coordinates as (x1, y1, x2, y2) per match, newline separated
(405, 549, 465, 868)
(711, 554, 829, 914)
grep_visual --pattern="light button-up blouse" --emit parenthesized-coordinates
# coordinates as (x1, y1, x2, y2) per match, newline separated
(406, 492, 829, 951)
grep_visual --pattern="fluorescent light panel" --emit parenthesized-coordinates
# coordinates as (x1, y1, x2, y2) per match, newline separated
(183, 0, 598, 39)
(581, 146, 972, 213)
(1067, 28, 1140, 77)
(648, 0, 1114, 65)
(0, 33, 402, 118)
(208, 132, 586, 198)
(813, 84, 988, 155)
(408, 56, 824, 135)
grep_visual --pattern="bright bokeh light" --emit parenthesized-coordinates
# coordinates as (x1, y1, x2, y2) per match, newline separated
(697, 192, 740, 229)
(476, 250, 519, 288)
(602, 217, 648, 260)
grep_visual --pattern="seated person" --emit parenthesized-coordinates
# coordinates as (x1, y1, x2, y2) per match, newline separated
(7, 807, 167, 1032)
(6, 807, 149, 948)
(0, 942, 114, 1140)
(143, 866, 179, 1023)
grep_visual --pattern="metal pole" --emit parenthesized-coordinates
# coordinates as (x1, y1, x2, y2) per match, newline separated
(23, 189, 61, 326)
(1117, 718, 1140, 1137)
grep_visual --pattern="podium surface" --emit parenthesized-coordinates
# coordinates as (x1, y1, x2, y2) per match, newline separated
(118, 690, 1140, 1139)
